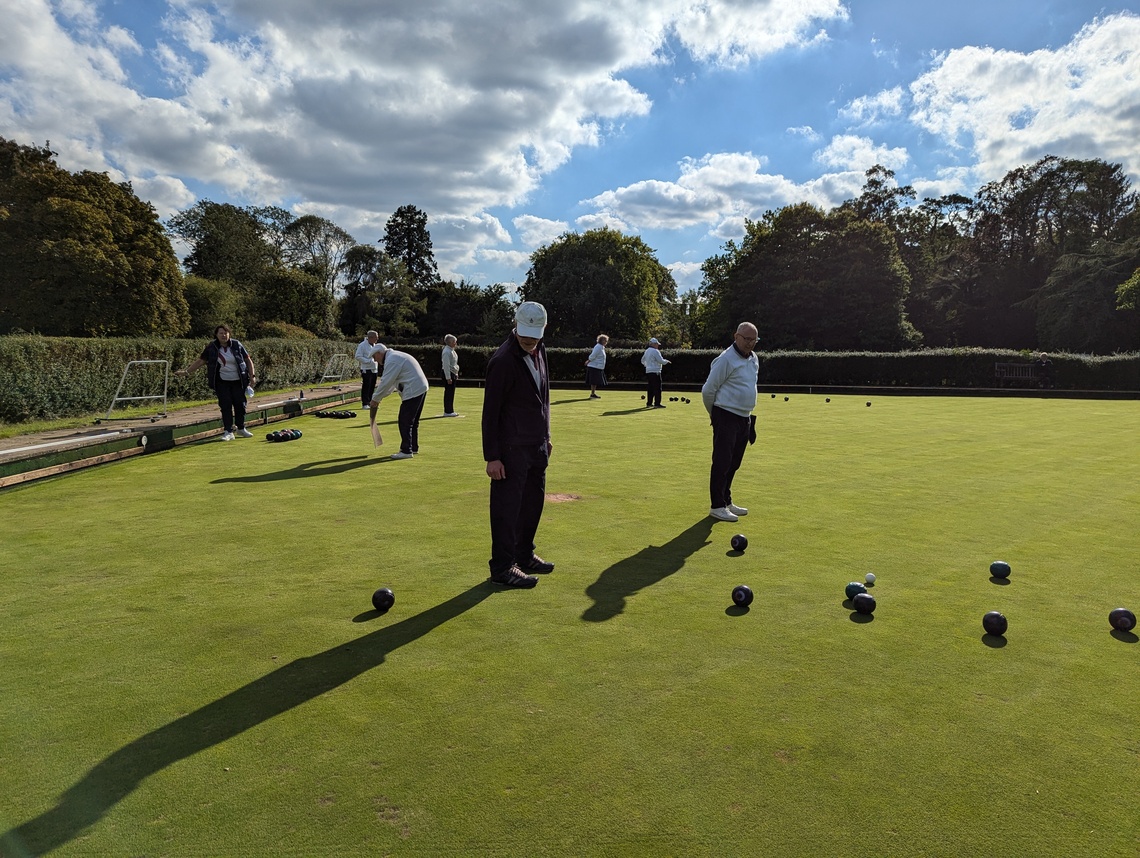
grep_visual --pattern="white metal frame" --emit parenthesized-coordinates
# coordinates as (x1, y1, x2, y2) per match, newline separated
(102, 360, 169, 421)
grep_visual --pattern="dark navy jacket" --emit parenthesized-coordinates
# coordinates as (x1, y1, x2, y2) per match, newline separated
(200, 338, 251, 391)
(481, 334, 550, 462)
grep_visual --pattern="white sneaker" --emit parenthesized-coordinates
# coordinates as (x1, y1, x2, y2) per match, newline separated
(727, 502, 748, 516)
(390, 451, 414, 459)
(445, 412, 460, 417)
(235, 428, 254, 438)
(709, 506, 738, 522)
(221, 431, 235, 441)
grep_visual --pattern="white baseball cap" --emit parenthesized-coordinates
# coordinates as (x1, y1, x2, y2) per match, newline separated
(515, 301, 548, 338)
(649, 337, 660, 345)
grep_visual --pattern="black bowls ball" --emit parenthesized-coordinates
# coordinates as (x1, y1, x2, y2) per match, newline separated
(730, 534, 748, 552)
(852, 592, 876, 615)
(989, 560, 1011, 579)
(372, 588, 395, 613)
(731, 585, 754, 607)
(982, 611, 1008, 636)
(1109, 607, 1136, 632)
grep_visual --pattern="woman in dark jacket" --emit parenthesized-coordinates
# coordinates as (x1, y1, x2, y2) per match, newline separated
(177, 325, 257, 441)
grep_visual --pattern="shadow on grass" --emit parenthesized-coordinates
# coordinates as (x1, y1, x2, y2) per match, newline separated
(601, 407, 656, 416)
(989, 576, 1011, 586)
(981, 634, 1008, 648)
(210, 456, 389, 483)
(0, 584, 496, 857)
(550, 397, 595, 406)
(725, 605, 749, 616)
(1110, 629, 1138, 643)
(582, 518, 714, 622)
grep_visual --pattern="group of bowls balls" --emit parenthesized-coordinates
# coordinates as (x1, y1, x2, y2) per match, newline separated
(266, 428, 302, 442)
(317, 410, 357, 419)
(845, 576, 878, 614)
(669, 397, 691, 403)
(982, 561, 1135, 636)
(730, 534, 755, 606)
(771, 394, 871, 406)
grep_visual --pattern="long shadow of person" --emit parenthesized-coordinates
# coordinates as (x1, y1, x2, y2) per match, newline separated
(1, 584, 496, 857)
(582, 518, 715, 623)
(210, 455, 388, 483)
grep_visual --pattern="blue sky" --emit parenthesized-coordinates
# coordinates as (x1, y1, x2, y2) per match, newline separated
(2, 0, 1138, 293)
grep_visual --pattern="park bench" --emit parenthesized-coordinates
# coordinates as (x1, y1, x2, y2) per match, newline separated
(994, 362, 1038, 387)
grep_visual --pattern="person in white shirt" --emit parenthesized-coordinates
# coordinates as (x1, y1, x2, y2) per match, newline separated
(701, 322, 759, 522)
(355, 330, 381, 408)
(441, 334, 460, 416)
(369, 344, 430, 459)
(584, 334, 609, 399)
(640, 337, 671, 409)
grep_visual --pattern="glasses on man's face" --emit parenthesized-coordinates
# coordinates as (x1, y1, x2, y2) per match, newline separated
(736, 334, 758, 343)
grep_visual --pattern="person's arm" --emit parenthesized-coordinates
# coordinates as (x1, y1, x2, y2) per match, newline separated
(176, 357, 206, 376)
(701, 354, 729, 414)
(244, 354, 256, 385)
(482, 355, 509, 475)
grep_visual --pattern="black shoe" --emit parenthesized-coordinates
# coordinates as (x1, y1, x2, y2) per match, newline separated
(654, 404, 666, 408)
(523, 555, 555, 574)
(490, 565, 538, 588)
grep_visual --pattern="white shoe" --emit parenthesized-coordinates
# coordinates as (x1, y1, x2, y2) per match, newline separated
(221, 431, 235, 441)
(390, 451, 414, 459)
(445, 412, 459, 417)
(235, 428, 254, 438)
(709, 506, 738, 522)
(727, 503, 748, 516)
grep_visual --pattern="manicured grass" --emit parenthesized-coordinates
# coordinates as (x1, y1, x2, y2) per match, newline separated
(2, 390, 1139, 857)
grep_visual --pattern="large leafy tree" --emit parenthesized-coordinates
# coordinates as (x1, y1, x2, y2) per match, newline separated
(282, 214, 356, 295)
(166, 201, 274, 288)
(696, 203, 918, 350)
(0, 137, 187, 336)
(382, 204, 438, 293)
(523, 227, 677, 343)
(338, 244, 424, 338)
(419, 279, 515, 338)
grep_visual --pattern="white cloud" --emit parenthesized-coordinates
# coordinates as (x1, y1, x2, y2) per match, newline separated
(839, 86, 904, 124)
(0, 0, 850, 281)
(787, 125, 821, 140)
(668, 260, 704, 291)
(513, 215, 569, 249)
(909, 13, 1140, 183)
(814, 134, 908, 171)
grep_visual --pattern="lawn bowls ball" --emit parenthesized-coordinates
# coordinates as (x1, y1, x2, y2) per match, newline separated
(372, 588, 395, 613)
(866, 401, 872, 407)
(730, 534, 748, 552)
(982, 611, 1008, 636)
(784, 396, 789, 401)
(1109, 608, 1136, 632)
(845, 581, 868, 600)
(989, 561, 1011, 579)
(731, 585, 754, 607)
(865, 572, 876, 585)
(853, 593, 876, 615)
(825, 398, 830, 403)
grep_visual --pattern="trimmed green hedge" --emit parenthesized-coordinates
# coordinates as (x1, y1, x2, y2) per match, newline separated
(2, 337, 1138, 422)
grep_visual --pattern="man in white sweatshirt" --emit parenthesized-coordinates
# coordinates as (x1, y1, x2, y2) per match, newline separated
(369, 344, 430, 459)
(701, 322, 759, 522)
(640, 337, 671, 408)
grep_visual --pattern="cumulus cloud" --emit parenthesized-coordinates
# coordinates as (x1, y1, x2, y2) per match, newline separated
(839, 86, 904, 124)
(513, 215, 570, 249)
(0, 0, 850, 283)
(814, 134, 908, 171)
(909, 13, 1140, 183)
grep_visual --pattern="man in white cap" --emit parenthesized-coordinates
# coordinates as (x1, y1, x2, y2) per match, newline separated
(480, 301, 555, 588)
(701, 322, 759, 522)
(640, 337, 671, 408)
(369, 343, 430, 460)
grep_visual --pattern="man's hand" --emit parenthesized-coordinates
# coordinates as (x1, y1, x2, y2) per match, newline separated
(486, 460, 506, 480)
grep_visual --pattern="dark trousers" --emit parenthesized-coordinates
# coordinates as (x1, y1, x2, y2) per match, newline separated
(442, 373, 457, 413)
(361, 370, 378, 407)
(489, 443, 548, 575)
(709, 405, 750, 509)
(397, 393, 426, 454)
(647, 373, 662, 406)
(215, 379, 247, 432)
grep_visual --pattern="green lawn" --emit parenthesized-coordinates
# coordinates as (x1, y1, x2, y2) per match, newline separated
(1, 390, 1138, 857)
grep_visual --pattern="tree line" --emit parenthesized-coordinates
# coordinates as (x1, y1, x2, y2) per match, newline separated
(2, 135, 1138, 353)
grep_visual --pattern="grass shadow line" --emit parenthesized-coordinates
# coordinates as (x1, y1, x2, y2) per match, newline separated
(1, 584, 496, 857)
(601, 407, 657, 416)
(581, 518, 715, 622)
(210, 456, 389, 483)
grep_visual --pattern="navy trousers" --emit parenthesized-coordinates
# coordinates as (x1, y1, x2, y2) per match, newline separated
(709, 405, 750, 509)
(488, 443, 548, 575)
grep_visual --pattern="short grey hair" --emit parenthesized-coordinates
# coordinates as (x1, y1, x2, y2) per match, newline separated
(444, 334, 457, 345)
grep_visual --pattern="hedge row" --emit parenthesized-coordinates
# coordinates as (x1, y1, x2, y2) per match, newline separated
(2, 337, 1138, 422)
